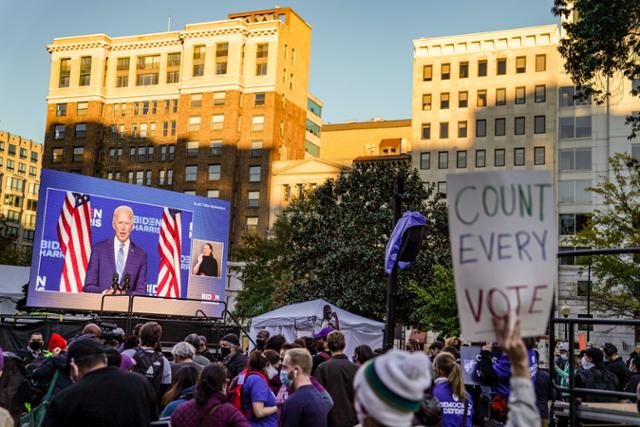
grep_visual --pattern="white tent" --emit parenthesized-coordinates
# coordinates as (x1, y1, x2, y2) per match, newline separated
(0, 264, 29, 314)
(248, 299, 384, 357)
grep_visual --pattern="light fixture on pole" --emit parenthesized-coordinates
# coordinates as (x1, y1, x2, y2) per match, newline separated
(560, 303, 571, 342)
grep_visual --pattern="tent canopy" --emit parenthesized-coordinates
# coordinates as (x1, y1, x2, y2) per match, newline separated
(249, 299, 384, 357)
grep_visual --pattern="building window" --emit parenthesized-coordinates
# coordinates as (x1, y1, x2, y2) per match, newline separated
(249, 166, 261, 183)
(495, 118, 506, 136)
(458, 121, 467, 138)
(59, 58, 70, 87)
(495, 149, 505, 167)
(438, 151, 448, 169)
(560, 213, 591, 235)
(440, 93, 449, 109)
(560, 148, 592, 171)
(8, 144, 15, 156)
(516, 56, 526, 73)
(211, 114, 224, 130)
(576, 116, 592, 137)
(459, 62, 469, 78)
(559, 86, 575, 106)
(54, 124, 65, 140)
(422, 94, 432, 111)
(117, 57, 130, 71)
(214, 92, 226, 106)
(136, 73, 159, 86)
(116, 76, 129, 87)
(476, 119, 487, 137)
(496, 88, 506, 105)
(457, 151, 467, 168)
(631, 143, 640, 160)
(477, 90, 487, 107)
(246, 217, 259, 234)
(514, 117, 525, 135)
(560, 116, 592, 139)
(77, 102, 88, 115)
(208, 164, 221, 181)
(248, 191, 260, 208)
(534, 147, 545, 165)
(559, 180, 592, 203)
(256, 63, 268, 76)
(560, 117, 574, 138)
(207, 189, 219, 198)
(534, 115, 546, 134)
(31, 151, 38, 163)
(134, 171, 144, 185)
(255, 93, 265, 106)
(210, 140, 222, 156)
(17, 162, 26, 175)
(56, 103, 67, 116)
(437, 182, 447, 196)
(79, 56, 92, 86)
(250, 140, 263, 157)
(458, 91, 468, 108)
(515, 87, 526, 104)
(72, 147, 84, 162)
(215, 42, 228, 75)
(514, 148, 525, 166)
(423, 65, 432, 81)
(421, 123, 431, 140)
(167, 52, 181, 67)
(6, 159, 13, 170)
(171, 120, 177, 136)
(256, 43, 269, 58)
(535, 85, 546, 103)
(186, 141, 199, 157)
(476, 149, 486, 168)
(190, 93, 202, 108)
(441, 63, 450, 80)
(252, 115, 264, 132)
(137, 146, 147, 161)
(420, 152, 430, 169)
(184, 165, 198, 182)
(75, 123, 86, 139)
(477, 60, 487, 77)
(497, 58, 506, 75)
(535, 54, 546, 72)
(440, 122, 449, 139)
(188, 116, 201, 132)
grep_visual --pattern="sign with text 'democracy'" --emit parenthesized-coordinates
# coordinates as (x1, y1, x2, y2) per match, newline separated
(447, 171, 556, 341)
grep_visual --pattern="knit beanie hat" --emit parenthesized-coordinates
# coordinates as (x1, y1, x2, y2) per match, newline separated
(221, 333, 240, 347)
(48, 333, 68, 352)
(353, 349, 432, 427)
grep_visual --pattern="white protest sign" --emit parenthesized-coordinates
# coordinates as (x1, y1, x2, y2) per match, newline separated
(447, 171, 556, 341)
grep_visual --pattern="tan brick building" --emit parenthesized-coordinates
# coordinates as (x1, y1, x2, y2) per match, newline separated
(43, 8, 312, 247)
(0, 131, 43, 257)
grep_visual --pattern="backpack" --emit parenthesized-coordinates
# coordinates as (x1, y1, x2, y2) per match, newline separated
(227, 369, 268, 418)
(132, 349, 165, 396)
(582, 367, 618, 402)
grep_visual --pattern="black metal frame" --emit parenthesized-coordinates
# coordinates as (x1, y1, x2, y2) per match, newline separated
(550, 247, 640, 426)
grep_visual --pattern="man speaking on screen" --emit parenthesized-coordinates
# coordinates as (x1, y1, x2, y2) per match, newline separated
(84, 205, 148, 295)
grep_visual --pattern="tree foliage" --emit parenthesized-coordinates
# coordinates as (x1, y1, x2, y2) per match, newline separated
(233, 161, 451, 323)
(570, 153, 640, 333)
(408, 264, 459, 337)
(553, 0, 640, 139)
(0, 215, 29, 266)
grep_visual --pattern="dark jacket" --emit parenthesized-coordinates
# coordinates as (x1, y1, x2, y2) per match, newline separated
(315, 354, 358, 427)
(31, 353, 73, 397)
(224, 351, 248, 380)
(42, 366, 158, 427)
(624, 373, 640, 402)
(171, 392, 250, 427)
(533, 369, 554, 419)
(161, 385, 196, 418)
(605, 357, 631, 392)
(575, 365, 618, 402)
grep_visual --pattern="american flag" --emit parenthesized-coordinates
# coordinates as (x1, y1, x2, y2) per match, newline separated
(157, 208, 182, 298)
(57, 192, 92, 293)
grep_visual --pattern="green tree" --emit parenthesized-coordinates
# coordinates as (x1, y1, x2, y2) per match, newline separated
(408, 264, 459, 337)
(0, 215, 29, 266)
(234, 160, 451, 323)
(553, 0, 640, 138)
(570, 153, 640, 339)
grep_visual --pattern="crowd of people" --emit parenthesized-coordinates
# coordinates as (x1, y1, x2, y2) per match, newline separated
(0, 317, 638, 427)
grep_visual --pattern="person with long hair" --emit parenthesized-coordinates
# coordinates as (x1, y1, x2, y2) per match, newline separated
(160, 364, 200, 418)
(353, 345, 374, 367)
(193, 243, 219, 277)
(241, 351, 278, 426)
(171, 363, 249, 427)
(432, 352, 473, 427)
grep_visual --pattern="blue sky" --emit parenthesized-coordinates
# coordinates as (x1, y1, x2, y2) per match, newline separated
(0, 0, 556, 143)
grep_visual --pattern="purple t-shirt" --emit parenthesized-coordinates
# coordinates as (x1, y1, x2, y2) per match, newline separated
(432, 380, 473, 427)
(241, 374, 278, 427)
(280, 385, 327, 427)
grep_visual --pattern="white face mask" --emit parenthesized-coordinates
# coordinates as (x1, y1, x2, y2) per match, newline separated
(266, 364, 278, 380)
(581, 356, 594, 370)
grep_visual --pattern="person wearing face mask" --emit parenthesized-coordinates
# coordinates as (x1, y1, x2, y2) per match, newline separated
(41, 338, 158, 427)
(221, 334, 248, 380)
(575, 347, 618, 402)
(262, 349, 281, 395)
(255, 330, 270, 352)
(17, 332, 46, 366)
(280, 348, 328, 427)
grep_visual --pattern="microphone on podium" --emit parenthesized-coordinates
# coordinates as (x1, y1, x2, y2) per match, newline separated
(123, 273, 131, 293)
(111, 273, 120, 292)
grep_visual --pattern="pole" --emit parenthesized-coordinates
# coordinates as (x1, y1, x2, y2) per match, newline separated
(384, 176, 403, 349)
(587, 262, 591, 342)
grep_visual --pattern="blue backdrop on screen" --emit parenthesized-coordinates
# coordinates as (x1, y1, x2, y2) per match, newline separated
(27, 170, 231, 317)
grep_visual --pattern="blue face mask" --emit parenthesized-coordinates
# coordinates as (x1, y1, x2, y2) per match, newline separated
(280, 369, 293, 388)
